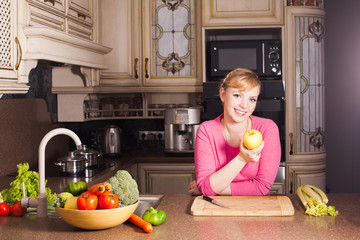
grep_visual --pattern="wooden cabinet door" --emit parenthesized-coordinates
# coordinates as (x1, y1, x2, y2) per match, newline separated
(0, 0, 20, 91)
(287, 161, 326, 194)
(99, 0, 142, 86)
(202, 0, 283, 26)
(138, 163, 195, 194)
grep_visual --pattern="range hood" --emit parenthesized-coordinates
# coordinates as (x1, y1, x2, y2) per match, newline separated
(21, 26, 111, 69)
(14, 26, 111, 94)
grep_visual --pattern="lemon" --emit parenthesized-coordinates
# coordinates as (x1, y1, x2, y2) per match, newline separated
(64, 196, 78, 209)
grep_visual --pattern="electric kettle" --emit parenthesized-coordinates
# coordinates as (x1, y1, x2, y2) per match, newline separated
(102, 125, 122, 157)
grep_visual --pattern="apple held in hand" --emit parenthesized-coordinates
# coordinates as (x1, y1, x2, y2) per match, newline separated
(243, 130, 263, 150)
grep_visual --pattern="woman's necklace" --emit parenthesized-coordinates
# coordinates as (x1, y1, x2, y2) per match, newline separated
(222, 117, 251, 145)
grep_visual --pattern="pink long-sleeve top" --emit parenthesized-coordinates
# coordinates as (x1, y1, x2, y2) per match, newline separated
(194, 114, 281, 196)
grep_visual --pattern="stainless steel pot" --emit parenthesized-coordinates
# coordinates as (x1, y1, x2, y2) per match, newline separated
(54, 152, 87, 175)
(73, 144, 100, 168)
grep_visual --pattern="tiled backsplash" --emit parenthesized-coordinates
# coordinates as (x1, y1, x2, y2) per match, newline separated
(64, 118, 165, 153)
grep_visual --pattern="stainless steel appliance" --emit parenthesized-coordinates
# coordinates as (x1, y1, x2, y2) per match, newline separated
(165, 108, 201, 153)
(73, 144, 100, 168)
(102, 125, 122, 157)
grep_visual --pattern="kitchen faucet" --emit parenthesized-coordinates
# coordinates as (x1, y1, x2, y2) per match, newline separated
(21, 128, 82, 217)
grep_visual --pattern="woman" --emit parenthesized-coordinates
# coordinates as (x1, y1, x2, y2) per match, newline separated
(188, 68, 281, 196)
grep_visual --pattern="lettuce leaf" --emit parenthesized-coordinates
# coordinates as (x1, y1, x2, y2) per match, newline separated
(1, 163, 56, 205)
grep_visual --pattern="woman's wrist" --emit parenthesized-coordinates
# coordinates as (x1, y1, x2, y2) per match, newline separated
(234, 154, 247, 164)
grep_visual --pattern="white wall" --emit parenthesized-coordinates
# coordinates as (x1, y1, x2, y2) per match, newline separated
(325, 0, 360, 193)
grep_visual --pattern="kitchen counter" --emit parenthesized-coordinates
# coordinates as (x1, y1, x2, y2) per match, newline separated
(0, 193, 359, 240)
(1, 153, 359, 239)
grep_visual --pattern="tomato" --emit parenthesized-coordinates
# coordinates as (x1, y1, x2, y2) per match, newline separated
(10, 201, 27, 217)
(77, 191, 98, 210)
(0, 203, 10, 217)
(98, 191, 119, 209)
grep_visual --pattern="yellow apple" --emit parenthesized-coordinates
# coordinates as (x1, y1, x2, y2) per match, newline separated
(243, 130, 263, 150)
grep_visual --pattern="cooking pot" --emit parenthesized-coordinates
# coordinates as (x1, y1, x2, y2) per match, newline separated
(102, 125, 122, 157)
(73, 144, 100, 168)
(54, 152, 87, 175)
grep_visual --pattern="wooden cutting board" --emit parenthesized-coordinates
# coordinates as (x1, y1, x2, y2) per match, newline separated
(190, 196, 294, 216)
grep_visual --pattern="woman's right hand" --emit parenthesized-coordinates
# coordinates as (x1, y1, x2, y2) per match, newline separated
(238, 138, 265, 163)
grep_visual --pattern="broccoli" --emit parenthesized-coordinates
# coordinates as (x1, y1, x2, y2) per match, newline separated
(108, 170, 139, 207)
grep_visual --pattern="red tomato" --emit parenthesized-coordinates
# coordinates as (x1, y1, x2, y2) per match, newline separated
(98, 191, 119, 209)
(10, 201, 27, 217)
(0, 203, 10, 217)
(77, 191, 98, 210)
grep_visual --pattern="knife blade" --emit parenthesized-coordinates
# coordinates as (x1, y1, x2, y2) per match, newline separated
(202, 195, 230, 209)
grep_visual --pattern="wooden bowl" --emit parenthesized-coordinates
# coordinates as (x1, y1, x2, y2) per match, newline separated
(55, 201, 139, 230)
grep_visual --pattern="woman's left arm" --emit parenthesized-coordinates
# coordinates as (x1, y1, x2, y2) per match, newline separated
(230, 120, 281, 196)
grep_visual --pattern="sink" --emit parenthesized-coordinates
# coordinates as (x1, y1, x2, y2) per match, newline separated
(133, 195, 163, 216)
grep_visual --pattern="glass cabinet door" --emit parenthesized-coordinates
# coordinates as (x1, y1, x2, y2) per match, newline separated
(143, 0, 201, 86)
(294, 15, 326, 154)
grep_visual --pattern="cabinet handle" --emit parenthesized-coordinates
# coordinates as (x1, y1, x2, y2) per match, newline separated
(289, 132, 294, 155)
(289, 171, 294, 194)
(15, 37, 22, 70)
(77, 12, 87, 20)
(134, 58, 139, 79)
(44, 0, 55, 6)
(144, 58, 149, 78)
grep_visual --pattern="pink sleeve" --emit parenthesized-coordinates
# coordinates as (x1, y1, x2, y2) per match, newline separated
(194, 123, 218, 196)
(230, 121, 281, 196)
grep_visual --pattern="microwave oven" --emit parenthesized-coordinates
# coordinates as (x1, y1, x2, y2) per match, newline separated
(209, 39, 282, 80)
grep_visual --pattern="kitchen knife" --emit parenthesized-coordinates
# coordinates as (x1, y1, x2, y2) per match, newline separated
(202, 195, 230, 209)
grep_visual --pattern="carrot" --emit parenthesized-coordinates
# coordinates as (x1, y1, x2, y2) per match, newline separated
(88, 182, 112, 196)
(128, 214, 153, 233)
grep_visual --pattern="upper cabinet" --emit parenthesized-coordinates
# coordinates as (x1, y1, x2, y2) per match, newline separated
(0, 0, 29, 94)
(202, 0, 284, 26)
(0, 0, 111, 95)
(27, 0, 93, 40)
(99, 0, 202, 92)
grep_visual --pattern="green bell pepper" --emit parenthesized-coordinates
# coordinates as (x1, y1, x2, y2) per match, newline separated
(142, 207, 167, 226)
(63, 181, 87, 196)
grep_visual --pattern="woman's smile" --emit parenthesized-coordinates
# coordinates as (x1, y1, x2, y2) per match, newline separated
(220, 86, 260, 123)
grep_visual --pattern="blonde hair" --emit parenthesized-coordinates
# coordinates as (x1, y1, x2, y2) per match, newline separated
(220, 68, 261, 92)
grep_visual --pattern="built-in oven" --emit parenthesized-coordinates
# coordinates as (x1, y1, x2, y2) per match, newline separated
(202, 80, 285, 162)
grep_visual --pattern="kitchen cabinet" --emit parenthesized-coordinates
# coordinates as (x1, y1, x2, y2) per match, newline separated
(0, 0, 110, 95)
(286, 160, 326, 194)
(27, 0, 94, 40)
(284, 6, 326, 193)
(270, 183, 285, 195)
(137, 162, 286, 195)
(0, 0, 33, 95)
(202, 0, 283, 26)
(98, 0, 202, 92)
(137, 163, 195, 194)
